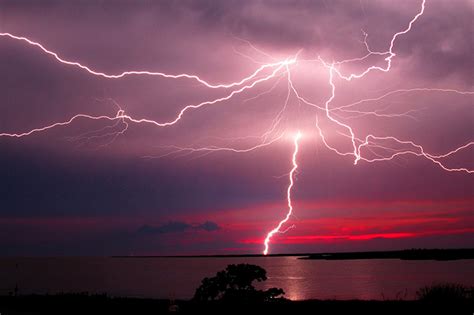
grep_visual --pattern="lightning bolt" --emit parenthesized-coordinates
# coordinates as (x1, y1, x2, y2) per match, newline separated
(311, 0, 473, 175)
(0, 31, 291, 89)
(0, 112, 122, 138)
(263, 131, 301, 255)
(329, 0, 426, 80)
(262, 0, 470, 254)
(0, 59, 294, 137)
(144, 132, 285, 160)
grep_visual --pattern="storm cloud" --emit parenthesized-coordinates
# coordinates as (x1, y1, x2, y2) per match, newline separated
(0, 0, 472, 255)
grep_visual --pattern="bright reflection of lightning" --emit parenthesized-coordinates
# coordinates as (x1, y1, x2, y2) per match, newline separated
(263, 131, 301, 255)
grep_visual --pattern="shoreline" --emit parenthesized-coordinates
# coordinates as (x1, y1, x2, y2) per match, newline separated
(110, 248, 474, 261)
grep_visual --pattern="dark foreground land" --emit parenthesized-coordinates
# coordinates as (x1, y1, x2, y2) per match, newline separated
(1, 294, 473, 315)
(2, 294, 474, 315)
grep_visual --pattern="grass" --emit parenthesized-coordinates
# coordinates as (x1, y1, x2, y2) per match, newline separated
(416, 283, 473, 302)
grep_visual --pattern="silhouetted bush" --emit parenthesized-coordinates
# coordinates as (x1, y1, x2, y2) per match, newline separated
(193, 264, 285, 303)
(416, 283, 473, 303)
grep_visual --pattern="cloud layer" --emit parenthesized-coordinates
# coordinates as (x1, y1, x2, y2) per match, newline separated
(0, 0, 472, 255)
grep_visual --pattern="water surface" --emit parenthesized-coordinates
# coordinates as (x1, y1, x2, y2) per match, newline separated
(0, 257, 472, 300)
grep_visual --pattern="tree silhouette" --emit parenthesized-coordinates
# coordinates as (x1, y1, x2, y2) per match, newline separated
(194, 264, 285, 303)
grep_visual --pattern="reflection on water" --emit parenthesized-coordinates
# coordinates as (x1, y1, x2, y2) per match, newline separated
(0, 256, 472, 300)
(268, 276, 305, 280)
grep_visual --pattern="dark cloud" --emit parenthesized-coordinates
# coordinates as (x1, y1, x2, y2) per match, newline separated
(137, 220, 220, 235)
(199, 221, 220, 232)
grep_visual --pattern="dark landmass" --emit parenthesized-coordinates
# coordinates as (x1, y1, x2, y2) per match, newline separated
(1, 294, 472, 315)
(300, 248, 474, 261)
(111, 248, 474, 261)
(111, 253, 306, 258)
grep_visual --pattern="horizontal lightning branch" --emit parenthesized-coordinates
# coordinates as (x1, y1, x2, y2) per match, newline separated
(0, 32, 292, 89)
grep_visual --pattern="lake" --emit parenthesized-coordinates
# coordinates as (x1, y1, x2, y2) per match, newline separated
(0, 257, 472, 300)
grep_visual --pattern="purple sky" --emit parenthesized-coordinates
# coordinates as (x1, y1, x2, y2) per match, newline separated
(0, 0, 473, 255)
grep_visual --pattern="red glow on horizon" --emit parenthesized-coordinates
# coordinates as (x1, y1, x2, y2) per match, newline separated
(241, 228, 474, 245)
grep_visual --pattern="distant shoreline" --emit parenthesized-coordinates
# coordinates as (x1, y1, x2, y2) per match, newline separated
(300, 248, 474, 261)
(111, 248, 474, 261)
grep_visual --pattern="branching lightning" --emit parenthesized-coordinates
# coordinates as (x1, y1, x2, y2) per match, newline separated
(0, 0, 472, 255)
(0, 32, 291, 89)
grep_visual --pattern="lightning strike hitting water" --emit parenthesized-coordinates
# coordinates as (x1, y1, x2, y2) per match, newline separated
(263, 132, 302, 255)
(0, 0, 472, 255)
